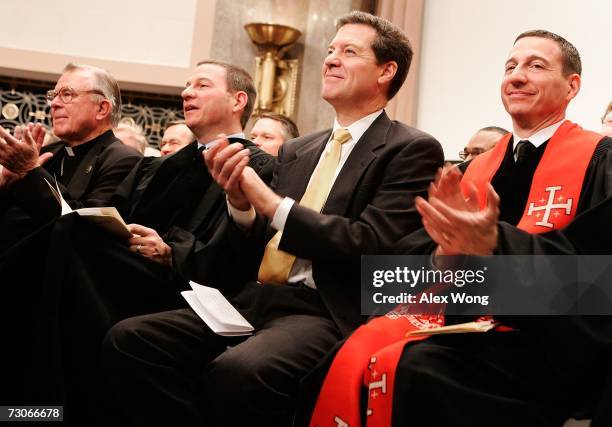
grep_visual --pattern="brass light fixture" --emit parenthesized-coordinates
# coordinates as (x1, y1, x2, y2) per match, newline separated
(244, 22, 301, 118)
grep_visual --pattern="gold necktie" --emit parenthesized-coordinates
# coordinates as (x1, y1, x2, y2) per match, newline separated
(257, 128, 352, 284)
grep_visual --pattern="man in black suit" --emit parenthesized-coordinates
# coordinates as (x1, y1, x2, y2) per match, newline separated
(0, 62, 141, 252)
(103, 11, 443, 426)
(110, 60, 274, 280)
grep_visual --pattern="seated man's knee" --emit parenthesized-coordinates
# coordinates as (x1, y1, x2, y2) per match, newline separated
(205, 349, 271, 395)
(103, 315, 153, 366)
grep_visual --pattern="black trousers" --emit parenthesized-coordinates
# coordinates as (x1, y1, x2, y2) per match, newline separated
(0, 215, 186, 425)
(103, 283, 343, 427)
(391, 331, 596, 427)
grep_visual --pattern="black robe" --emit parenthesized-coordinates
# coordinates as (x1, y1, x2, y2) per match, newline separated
(390, 136, 612, 427)
(0, 130, 141, 253)
(0, 138, 274, 424)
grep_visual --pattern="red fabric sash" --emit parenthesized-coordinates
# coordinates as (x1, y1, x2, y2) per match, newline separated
(309, 121, 602, 427)
(462, 120, 601, 233)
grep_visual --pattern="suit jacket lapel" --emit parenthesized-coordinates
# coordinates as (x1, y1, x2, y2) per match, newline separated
(322, 112, 390, 215)
(66, 137, 113, 200)
(279, 131, 331, 201)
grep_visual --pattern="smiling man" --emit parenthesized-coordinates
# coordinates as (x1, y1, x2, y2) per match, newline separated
(0, 63, 140, 250)
(103, 11, 443, 427)
(334, 30, 612, 427)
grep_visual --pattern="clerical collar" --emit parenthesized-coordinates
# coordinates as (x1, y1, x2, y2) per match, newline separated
(198, 132, 246, 151)
(63, 132, 103, 156)
(52, 129, 113, 182)
(332, 109, 383, 145)
(512, 120, 564, 150)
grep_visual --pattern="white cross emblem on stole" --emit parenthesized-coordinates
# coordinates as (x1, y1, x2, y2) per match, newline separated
(526, 186, 573, 228)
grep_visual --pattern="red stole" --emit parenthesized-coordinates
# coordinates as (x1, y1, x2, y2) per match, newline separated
(463, 120, 601, 233)
(309, 120, 601, 427)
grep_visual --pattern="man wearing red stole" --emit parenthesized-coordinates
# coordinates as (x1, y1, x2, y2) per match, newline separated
(310, 30, 612, 427)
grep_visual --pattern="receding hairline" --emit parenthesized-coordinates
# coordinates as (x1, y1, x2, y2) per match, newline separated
(186, 63, 227, 84)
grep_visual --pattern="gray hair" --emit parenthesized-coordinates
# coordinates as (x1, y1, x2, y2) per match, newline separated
(63, 62, 122, 126)
(114, 120, 148, 152)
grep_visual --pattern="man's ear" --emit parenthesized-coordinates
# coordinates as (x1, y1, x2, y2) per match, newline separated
(566, 73, 581, 102)
(96, 99, 113, 122)
(232, 91, 249, 114)
(378, 61, 398, 86)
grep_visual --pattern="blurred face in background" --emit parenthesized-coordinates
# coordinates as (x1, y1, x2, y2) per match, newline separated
(601, 111, 612, 138)
(160, 123, 194, 156)
(250, 117, 287, 156)
(462, 130, 502, 161)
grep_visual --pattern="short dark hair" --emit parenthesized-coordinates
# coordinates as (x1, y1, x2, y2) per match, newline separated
(336, 11, 413, 100)
(602, 102, 612, 123)
(255, 112, 299, 140)
(479, 126, 509, 136)
(196, 60, 256, 128)
(514, 30, 581, 76)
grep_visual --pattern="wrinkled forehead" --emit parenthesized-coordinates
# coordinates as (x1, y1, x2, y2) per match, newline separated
(55, 69, 96, 90)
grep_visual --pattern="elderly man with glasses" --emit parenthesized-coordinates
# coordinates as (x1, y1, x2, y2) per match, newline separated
(0, 62, 140, 250)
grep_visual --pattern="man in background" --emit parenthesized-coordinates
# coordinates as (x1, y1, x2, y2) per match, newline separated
(249, 111, 299, 155)
(601, 101, 612, 137)
(114, 121, 161, 157)
(460, 125, 509, 161)
(159, 120, 195, 156)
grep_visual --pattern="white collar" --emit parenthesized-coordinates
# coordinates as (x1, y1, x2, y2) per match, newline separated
(332, 110, 383, 144)
(513, 120, 564, 148)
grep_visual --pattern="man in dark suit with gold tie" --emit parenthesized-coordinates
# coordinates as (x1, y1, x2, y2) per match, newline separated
(103, 11, 444, 427)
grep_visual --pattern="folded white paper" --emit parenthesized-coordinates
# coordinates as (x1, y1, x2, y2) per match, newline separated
(182, 281, 254, 336)
(44, 178, 131, 240)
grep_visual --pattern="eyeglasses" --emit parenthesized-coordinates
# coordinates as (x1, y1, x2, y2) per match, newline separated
(458, 148, 485, 160)
(46, 87, 106, 104)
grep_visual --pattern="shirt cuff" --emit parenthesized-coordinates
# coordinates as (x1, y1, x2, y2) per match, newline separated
(270, 197, 295, 231)
(227, 198, 256, 228)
